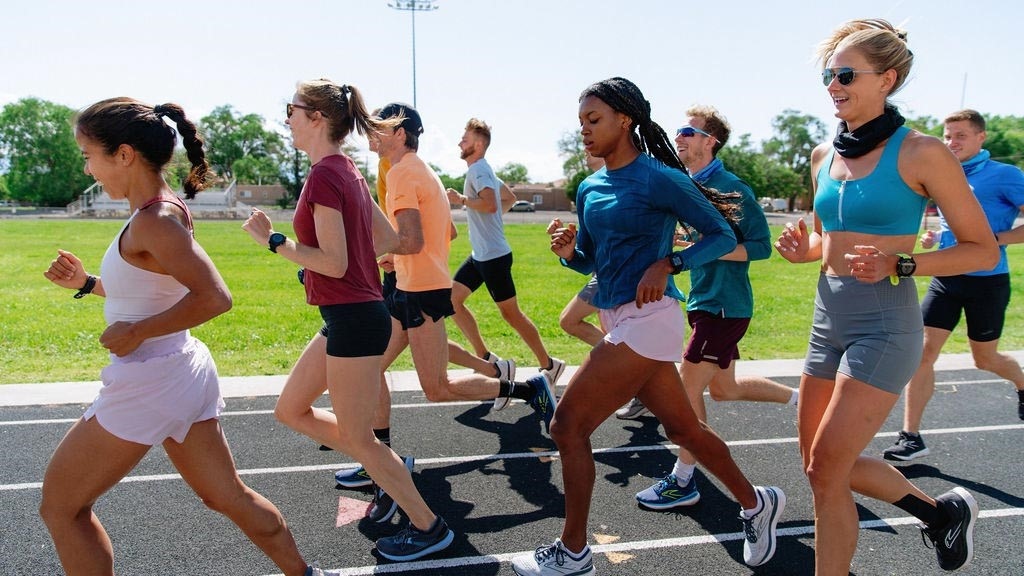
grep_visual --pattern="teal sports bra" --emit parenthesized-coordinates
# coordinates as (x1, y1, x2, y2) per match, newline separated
(814, 127, 927, 235)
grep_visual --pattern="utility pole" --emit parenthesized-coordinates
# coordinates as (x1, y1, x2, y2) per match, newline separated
(387, 0, 439, 108)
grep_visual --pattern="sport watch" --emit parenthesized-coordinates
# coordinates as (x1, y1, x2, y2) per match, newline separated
(895, 253, 916, 278)
(668, 252, 685, 275)
(268, 232, 287, 253)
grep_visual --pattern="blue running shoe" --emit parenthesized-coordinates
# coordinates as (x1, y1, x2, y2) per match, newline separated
(336, 455, 413, 490)
(635, 473, 701, 510)
(375, 516, 455, 562)
(526, 374, 556, 433)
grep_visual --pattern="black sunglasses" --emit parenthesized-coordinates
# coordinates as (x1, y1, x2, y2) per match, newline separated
(822, 67, 883, 86)
(286, 103, 318, 118)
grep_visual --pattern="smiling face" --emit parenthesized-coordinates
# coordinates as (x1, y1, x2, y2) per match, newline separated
(285, 94, 318, 152)
(675, 115, 715, 171)
(458, 130, 481, 161)
(824, 47, 892, 128)
(75, 129, 126, 197)
(578, 95, 631, 162)
(943, 120, 986, 163)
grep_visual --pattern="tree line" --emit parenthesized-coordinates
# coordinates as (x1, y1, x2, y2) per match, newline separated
(2, 97, 1023, 208)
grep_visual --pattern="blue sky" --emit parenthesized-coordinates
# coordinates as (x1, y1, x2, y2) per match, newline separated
(2, 0, 1020, 183)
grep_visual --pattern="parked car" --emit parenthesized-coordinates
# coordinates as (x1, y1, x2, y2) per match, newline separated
(510, 200, 535, 212)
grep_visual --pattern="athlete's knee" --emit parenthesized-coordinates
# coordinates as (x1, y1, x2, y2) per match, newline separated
(707, 381, 739, 402)
(38, 493, 88, 527)
(420, 380, 456, 403)
(971, 348, 1009, 372)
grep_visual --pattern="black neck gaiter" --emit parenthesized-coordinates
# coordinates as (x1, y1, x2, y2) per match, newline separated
(833, 105, 906, 158)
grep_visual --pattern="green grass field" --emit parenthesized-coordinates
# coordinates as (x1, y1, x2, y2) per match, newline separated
(3, 218, 1023, 385)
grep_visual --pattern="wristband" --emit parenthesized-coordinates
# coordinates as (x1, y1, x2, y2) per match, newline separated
(74, 275, 97, 299)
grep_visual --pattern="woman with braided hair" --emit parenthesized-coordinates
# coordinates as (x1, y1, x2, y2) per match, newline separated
(775, 19, 994, 574)
(243, 80, 453, 562)
(42, 98, 324, 575)
(512, 77, 785, 576)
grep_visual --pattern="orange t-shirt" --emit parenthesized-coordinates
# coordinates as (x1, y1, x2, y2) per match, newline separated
(385, 153, 452, 292)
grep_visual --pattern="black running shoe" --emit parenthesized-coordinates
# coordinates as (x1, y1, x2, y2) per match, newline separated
(375, 516, 455, 562)
(1017, 390, 1023, 420)
(920, 487, 978, 571)
(367, 483, 398, 523)
(882, 431, 930, 461)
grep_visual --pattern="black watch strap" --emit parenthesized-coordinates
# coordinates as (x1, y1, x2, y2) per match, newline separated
(74, 275, 97, 299)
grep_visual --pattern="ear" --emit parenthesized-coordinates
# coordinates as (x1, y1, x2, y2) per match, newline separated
(978, 130, 987, 145)
(879, 68, 899, 94)
(116, 143, 136, 166)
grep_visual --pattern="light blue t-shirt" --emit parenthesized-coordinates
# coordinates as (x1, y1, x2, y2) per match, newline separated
(463, 158, 512, 261)
(936, 152, 1024, 276)
(564, 154, 736, 310)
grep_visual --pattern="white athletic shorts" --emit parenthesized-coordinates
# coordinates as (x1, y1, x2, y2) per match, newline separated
(598, 297, 685, 362)
(84, 331, 224, 445)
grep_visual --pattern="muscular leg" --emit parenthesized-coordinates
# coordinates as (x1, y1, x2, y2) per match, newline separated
(450, 281, 489, 358)
(800, 373, 932, 576)
(406, 317, 501, 402)
(903, 327, 951, 433)
(549, 340, 658, 553)
(163, 420, 309, 576)
(676, 359, 720, 467)
(558, 295, 603, 347)
(39, 417, 150, 576)
(447, 339, 497, 374)
(374, 317, 409, 431)
(969, 338, 1024, 392)
(496, 296, 552, 367)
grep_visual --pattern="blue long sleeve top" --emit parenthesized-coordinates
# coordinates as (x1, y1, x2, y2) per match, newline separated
(563, 154, 736, 310)
(686, 167, 771, 318)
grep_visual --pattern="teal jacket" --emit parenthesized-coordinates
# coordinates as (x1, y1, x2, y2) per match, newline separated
(686, 166, 771, 318)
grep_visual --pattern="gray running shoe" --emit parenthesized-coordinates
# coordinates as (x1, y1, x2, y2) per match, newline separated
(615, 397, 651, 420)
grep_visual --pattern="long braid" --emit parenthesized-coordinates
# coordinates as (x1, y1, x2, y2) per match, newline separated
(579, 77, 739, 223)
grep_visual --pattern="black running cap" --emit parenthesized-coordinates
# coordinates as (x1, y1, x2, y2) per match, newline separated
(377, 102, 424, 135)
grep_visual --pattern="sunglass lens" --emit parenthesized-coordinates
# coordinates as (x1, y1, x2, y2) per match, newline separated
(286, 104, 294, 118)
(677, 127, 695, 137)
(837, 69, 855, 85)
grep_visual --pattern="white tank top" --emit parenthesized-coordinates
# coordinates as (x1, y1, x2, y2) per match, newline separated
(100, 198, 191, 343)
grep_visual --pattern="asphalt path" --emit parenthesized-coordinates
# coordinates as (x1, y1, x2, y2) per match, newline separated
(2, 357, 1022, 575)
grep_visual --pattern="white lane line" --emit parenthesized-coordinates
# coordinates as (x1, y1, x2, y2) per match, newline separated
(0, 375, 1015, 427)
(258, 508, 1024, 576)
(3, 423, 1022, 492)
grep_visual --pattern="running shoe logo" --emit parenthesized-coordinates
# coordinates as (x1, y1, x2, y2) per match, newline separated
(944, 522, 962, 549)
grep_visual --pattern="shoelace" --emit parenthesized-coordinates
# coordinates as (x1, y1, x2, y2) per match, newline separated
(741, 511, 760, 542)
(535, 543, 568, 567)
(655, 475, 677, 493)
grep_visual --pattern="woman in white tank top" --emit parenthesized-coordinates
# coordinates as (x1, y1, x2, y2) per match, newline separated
(41, 98, 326, 576)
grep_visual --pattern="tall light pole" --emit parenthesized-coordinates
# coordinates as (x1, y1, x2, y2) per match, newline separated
(387, 0, 438, 108)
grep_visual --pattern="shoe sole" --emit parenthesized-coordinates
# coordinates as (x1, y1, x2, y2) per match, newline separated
(637, 492, 701, 510)
(949, 487, 978, 570)
(491, 396, 512, 412)
(747, 487, 786, 567)
(512, 562, 595, 576)
(882, 447, 930, 462)
(376, 528, 455, 562)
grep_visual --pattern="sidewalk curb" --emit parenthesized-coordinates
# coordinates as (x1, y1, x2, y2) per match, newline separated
(4, 352, 1020, 408)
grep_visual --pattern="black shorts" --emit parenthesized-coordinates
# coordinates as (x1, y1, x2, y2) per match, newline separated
(683, 310, 751, 369)
(382, 270, 398, 301)
(318, 301, 391, 357)
(921, 274, 1011, 342)
(452, 253, 517, 303)
(387, 288, 455, 331)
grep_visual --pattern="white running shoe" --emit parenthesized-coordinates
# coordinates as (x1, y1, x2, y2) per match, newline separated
(491, 356, 516, 412)
(741, 486, 786, 567)
(511, 539, 595, 575)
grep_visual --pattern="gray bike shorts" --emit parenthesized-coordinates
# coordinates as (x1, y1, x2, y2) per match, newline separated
(803, 273, 923, 394)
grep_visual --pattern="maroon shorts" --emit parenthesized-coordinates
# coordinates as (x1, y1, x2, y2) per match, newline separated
(682, 310, 751, 369)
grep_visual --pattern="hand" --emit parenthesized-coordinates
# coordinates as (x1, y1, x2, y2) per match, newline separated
(378, 253, 395, 273)
(845, 245, 892, 283)
(546, 218, 563, 235)
(635, 259, 671, 308)
(775, 218, 809, 262)
(44, 249, 88, 290)
(550, 222, 577, 260)
(920, 230, 937, 249)
(100, 321, 144, 357)
(445, 188, 463, 205)
(242, 208, 273, 246)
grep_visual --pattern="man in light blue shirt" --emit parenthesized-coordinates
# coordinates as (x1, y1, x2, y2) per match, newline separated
(446, 119, 565, 410)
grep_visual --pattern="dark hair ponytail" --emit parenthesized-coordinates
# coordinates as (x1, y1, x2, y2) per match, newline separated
(579, 78, 740, 223)
(76, 98, 210, 199)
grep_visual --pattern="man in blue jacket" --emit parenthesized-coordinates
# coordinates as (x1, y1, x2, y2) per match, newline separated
(884, 109, 1024, 462)
(633, 105, 799, 510)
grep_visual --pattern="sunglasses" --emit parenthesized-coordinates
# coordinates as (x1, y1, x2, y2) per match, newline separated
(821, 67, 882, 86)
(286, 103, 318, 118)
(676, 126, 712, 138)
